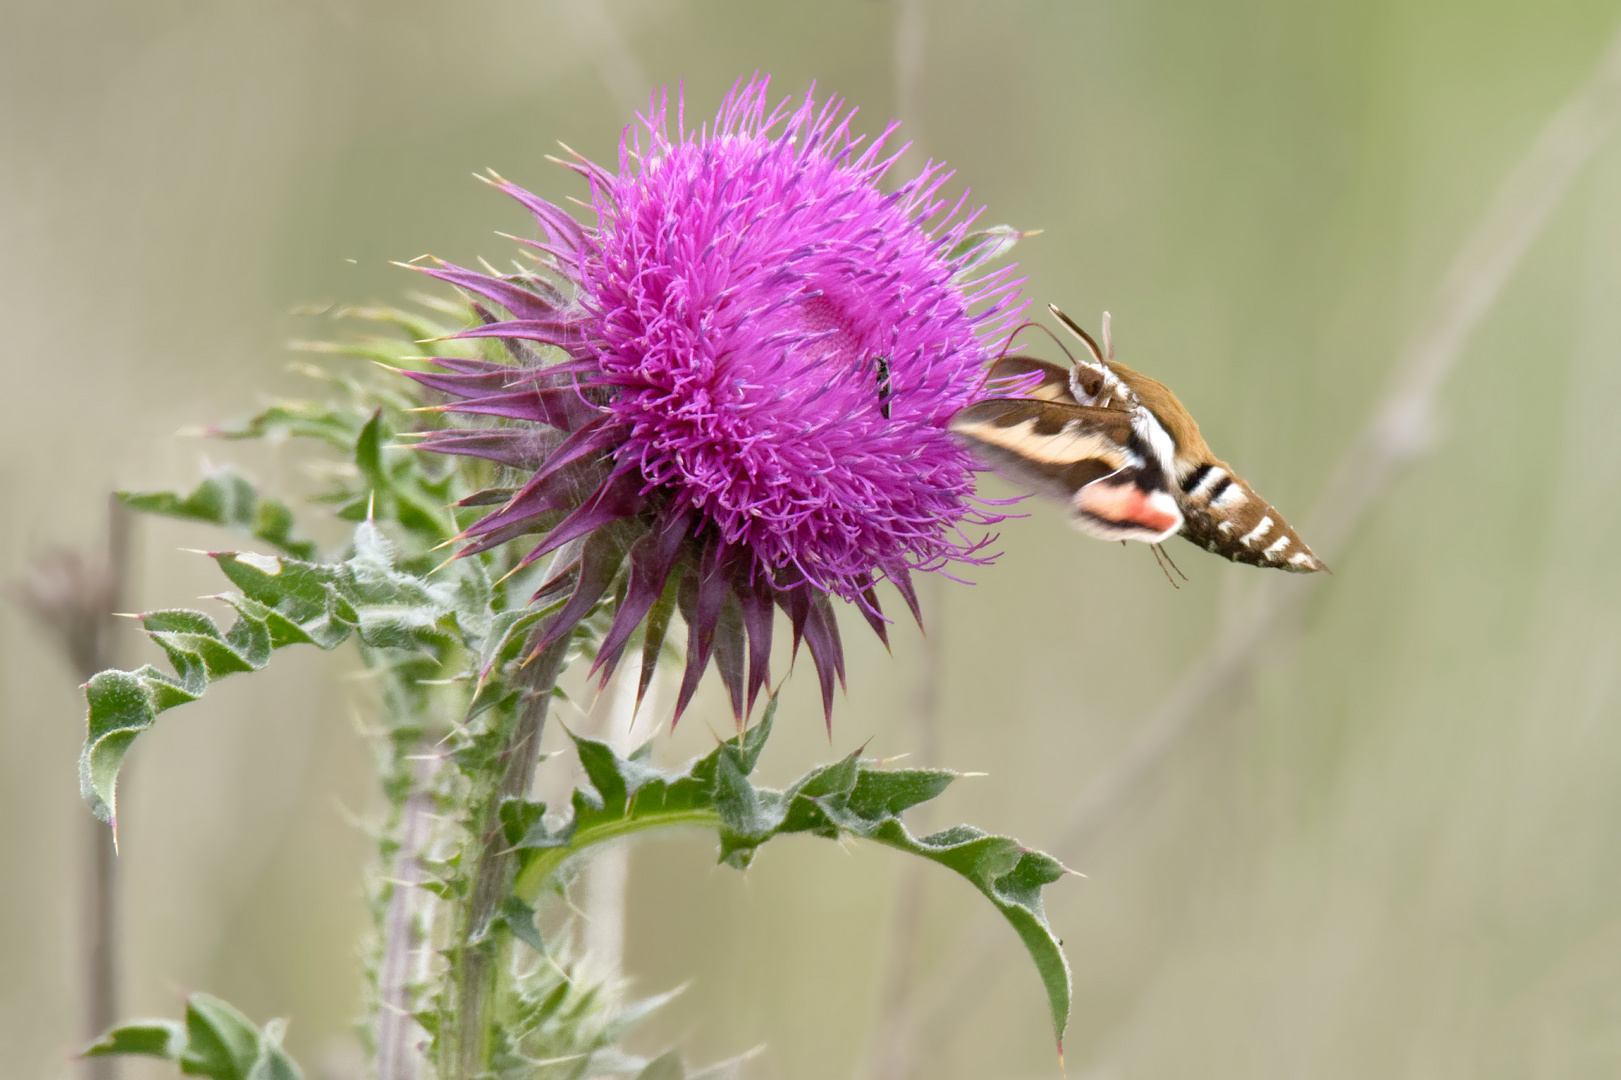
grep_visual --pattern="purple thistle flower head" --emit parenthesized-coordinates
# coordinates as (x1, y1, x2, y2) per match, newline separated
(405, 76, 1025, 726)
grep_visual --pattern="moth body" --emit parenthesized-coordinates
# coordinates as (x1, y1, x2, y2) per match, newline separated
(948, 306, 1327, 573)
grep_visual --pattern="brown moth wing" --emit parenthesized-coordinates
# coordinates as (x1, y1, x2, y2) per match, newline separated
(1176, 461, 1328, 573)
(983, 356, 1077, 403)
(950, 398, 1132, 503)
(950, 399, 1184, 543)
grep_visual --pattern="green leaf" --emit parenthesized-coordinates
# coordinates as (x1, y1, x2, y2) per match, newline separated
(212, 399, 364, 451)
(84, 994, 304, 1080)
(500, 896, 546, 954)
(499, 797, 548, 847)
(181, 993, 262, 1080)
(507, 695, 1073, 1045)
(85, 1020, 185, 1059)
(869, 822, 1071, 1044)
(121, 468, 318, 560)
(78, 522, 465, 828)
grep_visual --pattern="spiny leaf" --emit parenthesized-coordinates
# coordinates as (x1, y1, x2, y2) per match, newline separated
(121, 468, 317, 560)
(84, 1020, 185, 1059)
(180, 994, 262, 1080)
(869, 822, 1071, 1044)
(211, 397, 365, 450)
(79, 523, 465, 827)
(500, 896, 546, 955)
(87, 994, 304, 1080)
(507, 696, 1072, 1045)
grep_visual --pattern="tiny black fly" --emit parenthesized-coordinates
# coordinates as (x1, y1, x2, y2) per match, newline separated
(874, 355, 892, 419)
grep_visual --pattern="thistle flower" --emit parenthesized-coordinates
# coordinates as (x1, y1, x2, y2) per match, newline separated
(404, 76, 1024, 725)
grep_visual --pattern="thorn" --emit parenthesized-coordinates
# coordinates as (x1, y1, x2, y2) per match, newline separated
(366, 491, 376, 523)
(110, 819, 119, 855)
(491, 560, 527, 587)
(177, 548, 216, 556)
(111, 612, 143, 620)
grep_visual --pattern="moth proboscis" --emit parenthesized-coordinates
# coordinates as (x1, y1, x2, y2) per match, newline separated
(949, 305, 1327, 574)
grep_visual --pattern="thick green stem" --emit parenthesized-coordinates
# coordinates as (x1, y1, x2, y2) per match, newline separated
(450, 635, 570, 1078)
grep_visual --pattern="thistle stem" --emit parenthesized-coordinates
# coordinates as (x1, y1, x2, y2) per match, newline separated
(452, 634, 570, 1078)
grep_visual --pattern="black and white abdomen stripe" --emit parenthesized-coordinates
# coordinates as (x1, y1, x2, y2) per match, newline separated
(1173, 461, 1327, 573)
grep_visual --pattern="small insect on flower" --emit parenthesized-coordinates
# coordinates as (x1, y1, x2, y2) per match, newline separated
(874, 356, 894, 419)
(950, 305, 1327, 573)
(399, 76, 1026, 727)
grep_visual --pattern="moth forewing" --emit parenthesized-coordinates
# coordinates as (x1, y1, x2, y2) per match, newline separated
(983, 356, 1078, 403)
(949, 398, 1185, 543)
(949, 398, 1132, 504)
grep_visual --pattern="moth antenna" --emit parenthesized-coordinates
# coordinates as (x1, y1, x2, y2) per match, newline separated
(1102, 311, 1114, 360)
(1150, 543, 1182, 590)
(993, 319, 1075, 365)
(1047, 304, 1106, 365)
(1157, 542, 1189, 582)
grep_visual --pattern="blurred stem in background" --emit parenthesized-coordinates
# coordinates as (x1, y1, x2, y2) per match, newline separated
(376, 750, 440, 1080)
(898, 16, 1621, 1068)
(11, 495, 133, 1080)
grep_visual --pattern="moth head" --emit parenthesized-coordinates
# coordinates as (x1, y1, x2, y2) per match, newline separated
(1048, 304, 1138, 410)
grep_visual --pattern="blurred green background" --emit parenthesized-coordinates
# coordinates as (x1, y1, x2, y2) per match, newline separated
(6, 1, 1621, 1077)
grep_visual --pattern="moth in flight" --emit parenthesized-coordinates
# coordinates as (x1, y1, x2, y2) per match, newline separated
(950, 305, 1326, 573)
